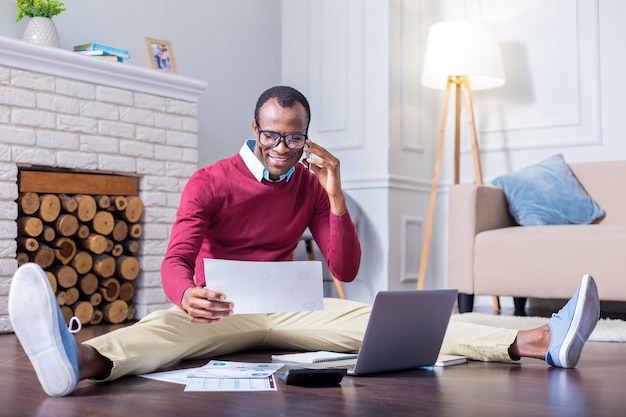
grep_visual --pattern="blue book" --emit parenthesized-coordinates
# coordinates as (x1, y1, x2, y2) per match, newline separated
(73, 43, 131, 59)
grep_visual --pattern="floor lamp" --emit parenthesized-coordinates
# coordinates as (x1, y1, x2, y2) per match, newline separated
(417, 21, 505, 311)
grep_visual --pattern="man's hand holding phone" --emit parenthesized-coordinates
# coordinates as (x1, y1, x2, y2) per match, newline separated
(302, 139, 346, 215)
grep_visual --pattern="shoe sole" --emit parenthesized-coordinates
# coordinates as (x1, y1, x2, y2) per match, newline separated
(558, 274, 598, 368)
(8, 264, 77, 397)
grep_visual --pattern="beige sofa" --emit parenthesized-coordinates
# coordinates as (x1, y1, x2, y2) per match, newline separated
(448, 160, 626, 314)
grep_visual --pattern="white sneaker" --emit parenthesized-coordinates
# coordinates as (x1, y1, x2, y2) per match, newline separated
(546, 274, 600, 368)
(8, 263, 81, 396)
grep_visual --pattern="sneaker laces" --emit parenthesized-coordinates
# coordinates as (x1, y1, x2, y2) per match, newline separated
(67, 316, 82, 334)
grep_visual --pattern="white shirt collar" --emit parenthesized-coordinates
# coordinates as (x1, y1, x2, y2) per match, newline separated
(239, 139, 295, 182)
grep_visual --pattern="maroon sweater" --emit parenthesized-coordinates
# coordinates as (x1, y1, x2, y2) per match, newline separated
(161, 154, 361, 309)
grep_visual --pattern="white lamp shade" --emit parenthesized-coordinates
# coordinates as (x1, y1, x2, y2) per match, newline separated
(421, 21, 505, 90)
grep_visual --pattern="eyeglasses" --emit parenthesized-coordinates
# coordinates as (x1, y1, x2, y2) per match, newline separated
(255, 121, 308, 150)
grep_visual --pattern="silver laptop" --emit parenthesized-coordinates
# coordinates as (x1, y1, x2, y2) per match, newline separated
(311, 289, 458, 376)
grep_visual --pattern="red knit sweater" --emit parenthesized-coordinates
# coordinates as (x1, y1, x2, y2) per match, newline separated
(161, 154, 361, 309)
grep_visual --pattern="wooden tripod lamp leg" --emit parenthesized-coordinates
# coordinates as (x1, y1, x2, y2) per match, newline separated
(417, 78, 453, 290)
(460, 77, 483, 185)
(461, 78, 499, 313)
(454, 80, 462, 185)
(332, 277, 347, 300)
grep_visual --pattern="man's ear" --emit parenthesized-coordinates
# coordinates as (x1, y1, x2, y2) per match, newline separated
(251, 119, 258, 136)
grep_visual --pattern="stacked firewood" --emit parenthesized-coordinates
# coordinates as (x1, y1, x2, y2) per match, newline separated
(16, 192, 143, 326)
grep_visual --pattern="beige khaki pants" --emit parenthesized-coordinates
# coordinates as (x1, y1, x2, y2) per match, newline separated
(86, 298, 518, 381)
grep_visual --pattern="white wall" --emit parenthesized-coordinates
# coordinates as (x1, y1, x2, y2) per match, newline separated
(281, 0, 394, 302)
(279, 0, 626, 308)
(397, 0, 626, 309)
(415, 0, 626, 308)
(2, 0, 625, 308)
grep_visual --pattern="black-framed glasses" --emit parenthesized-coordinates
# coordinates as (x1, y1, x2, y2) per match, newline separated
(255, 121, 308, 150)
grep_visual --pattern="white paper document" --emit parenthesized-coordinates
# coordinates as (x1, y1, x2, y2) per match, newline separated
(185, 361, 282, 392)
(203, 259, 324, 314)
(139, 361, 284, 392)
(187, 360, 285, 379)
(139, 367, 194, 385)
(185, 376, 276, 392)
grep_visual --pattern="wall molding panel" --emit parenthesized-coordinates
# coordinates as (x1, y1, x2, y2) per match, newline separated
(307, 0, 365, 151)
(398, 0, 425, 154)
(475, 0, 602, 152)
(399, 215, 421, 283)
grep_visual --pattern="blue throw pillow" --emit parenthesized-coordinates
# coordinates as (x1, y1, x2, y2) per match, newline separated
(492, 154, 605, 226)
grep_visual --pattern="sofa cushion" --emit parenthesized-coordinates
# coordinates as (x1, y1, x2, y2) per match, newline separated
(474, 224, 626, 300)
(492, 154, 605, 226)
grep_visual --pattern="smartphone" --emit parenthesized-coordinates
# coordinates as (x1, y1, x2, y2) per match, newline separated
(278, 368, 347, 386)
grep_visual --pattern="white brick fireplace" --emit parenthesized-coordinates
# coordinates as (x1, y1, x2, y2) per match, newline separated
(0, 37, 207, 333)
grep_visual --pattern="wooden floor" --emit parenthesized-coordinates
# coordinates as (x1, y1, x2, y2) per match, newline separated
(1, 309, 625, 417)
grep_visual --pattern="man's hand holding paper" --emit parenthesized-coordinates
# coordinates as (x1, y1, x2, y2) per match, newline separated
(181, 286, 234, 324)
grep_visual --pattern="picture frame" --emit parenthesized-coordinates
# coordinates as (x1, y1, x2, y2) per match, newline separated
(145, 37, 177, 73)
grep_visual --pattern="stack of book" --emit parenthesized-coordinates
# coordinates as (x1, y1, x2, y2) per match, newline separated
(73, 43, 131, 63)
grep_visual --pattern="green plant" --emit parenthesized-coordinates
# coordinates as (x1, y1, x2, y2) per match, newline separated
(16, 0, 66, 22)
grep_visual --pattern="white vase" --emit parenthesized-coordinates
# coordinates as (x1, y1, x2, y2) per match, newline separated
(22, 17, 60, 48)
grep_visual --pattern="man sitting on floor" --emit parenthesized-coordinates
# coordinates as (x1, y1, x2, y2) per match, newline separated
(8, 85, 600, 397)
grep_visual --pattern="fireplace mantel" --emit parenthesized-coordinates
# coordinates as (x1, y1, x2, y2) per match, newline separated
(0, 36, 206, 102)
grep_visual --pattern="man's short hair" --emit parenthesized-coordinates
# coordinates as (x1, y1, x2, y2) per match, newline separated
(254, 86, 311, 130)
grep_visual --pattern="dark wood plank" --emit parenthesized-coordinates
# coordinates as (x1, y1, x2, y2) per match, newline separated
(19, 171, 138, 196)
(1, 323, 625, 417)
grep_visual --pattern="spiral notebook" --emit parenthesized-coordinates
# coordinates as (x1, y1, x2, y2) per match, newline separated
(272, 289, 458, 376)
(272, 351, 359, 364)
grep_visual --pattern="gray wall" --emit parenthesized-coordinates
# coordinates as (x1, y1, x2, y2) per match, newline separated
(0, 0, 282, 168)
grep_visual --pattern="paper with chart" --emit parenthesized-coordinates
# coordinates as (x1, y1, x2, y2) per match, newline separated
(185, 361, 282, 392)
(203, 259, 324, 314)
(185, 376, 276, 392)
(187, 360, 284, 379)
(139, 361, 282, 392)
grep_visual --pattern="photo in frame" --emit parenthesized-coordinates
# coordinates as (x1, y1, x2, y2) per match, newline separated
(145, 37, 177, 73)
